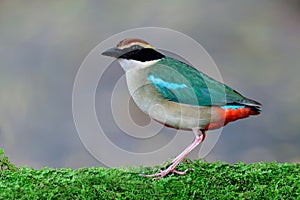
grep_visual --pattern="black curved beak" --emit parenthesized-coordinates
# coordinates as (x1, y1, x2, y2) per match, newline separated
(101, 47, 125, 58)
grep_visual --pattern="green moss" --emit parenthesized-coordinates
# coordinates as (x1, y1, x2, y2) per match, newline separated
(0, 148, 17, 171)
(0, 149, 299, 199)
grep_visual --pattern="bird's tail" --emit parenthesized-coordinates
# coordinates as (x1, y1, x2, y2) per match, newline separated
(238, 97, 262, 115)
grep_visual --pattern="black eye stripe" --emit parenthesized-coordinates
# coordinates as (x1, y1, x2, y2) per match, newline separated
(119, 48, 165, 62)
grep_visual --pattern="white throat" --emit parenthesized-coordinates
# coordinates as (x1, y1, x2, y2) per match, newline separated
(118, 59, 160, 72)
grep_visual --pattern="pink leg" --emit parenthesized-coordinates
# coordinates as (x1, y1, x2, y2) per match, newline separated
(141, 129, 206, 179)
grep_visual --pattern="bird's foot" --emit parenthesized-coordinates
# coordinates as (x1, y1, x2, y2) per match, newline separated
(140, 131, 205, 180)
(141, 167, 193, 180)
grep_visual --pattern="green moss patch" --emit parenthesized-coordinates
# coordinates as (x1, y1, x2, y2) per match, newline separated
(1, 149, 299, 199)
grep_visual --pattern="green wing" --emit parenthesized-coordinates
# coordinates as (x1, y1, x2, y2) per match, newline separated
(147, 57, 244, 106)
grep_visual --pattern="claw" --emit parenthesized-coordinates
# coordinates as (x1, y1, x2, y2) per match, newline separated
(140, 167, 194, 179)
(173, 168, 194, 175)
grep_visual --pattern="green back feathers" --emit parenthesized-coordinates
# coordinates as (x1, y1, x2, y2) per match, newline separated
(147, 57, 245, 107)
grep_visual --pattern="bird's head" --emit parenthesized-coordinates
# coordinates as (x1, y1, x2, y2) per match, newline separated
(102, 38, 165, 71)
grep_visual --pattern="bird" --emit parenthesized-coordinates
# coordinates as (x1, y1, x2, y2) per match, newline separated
(102, 38, 261, 179)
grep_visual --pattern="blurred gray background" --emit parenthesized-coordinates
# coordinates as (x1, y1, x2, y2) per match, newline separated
(0, 0, 300, 168)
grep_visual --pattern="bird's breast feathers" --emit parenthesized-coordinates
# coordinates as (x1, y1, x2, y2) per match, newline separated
(118, 58, 160, 72)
